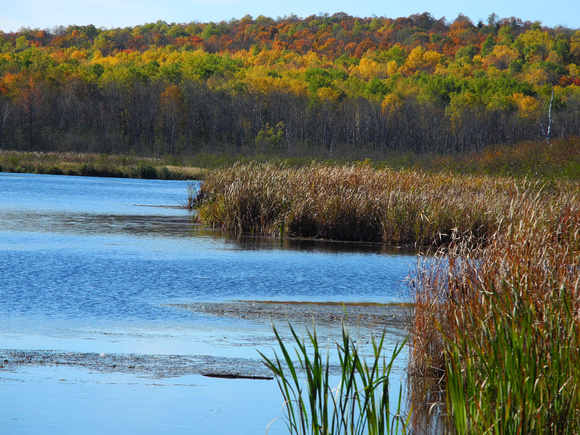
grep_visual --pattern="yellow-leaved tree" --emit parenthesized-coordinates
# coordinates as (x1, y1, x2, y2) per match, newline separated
(401, 47, 443, 76)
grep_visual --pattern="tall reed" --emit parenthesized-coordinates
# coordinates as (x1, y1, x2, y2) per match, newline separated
(410, 188, 580, 431)
(260, 323, 408, 435)
(193, 163, 579, 246)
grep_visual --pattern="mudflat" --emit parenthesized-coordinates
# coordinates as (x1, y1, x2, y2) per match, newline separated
(1, 301, 411, 379)
(172, 300, 411, 333)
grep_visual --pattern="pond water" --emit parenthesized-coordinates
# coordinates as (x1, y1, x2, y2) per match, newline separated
(0, 172, 417, 434)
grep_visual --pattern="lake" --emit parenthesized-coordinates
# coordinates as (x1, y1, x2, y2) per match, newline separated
(0, 172, 416, 434)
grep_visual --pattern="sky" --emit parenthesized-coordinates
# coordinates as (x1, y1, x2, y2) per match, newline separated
(1, 0, 579, 33)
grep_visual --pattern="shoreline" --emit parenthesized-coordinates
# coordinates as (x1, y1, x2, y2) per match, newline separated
(0, 151, 207, 181)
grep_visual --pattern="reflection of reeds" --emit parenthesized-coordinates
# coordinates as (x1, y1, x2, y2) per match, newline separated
(192, 163, 579, 247)
(183, 183, 198, 209)
(260, 323, 408, 435)
(410, 191, 580, 431)
(406, 377, 447, 434)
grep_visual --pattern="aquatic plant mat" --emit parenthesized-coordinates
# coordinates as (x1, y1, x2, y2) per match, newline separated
(171, 301, 411, 336)
(0, 349, 270, 379)
(1, 302, 410, 381)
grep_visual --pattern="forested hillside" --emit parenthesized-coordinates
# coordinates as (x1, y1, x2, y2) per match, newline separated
(1, 12, 580, 157)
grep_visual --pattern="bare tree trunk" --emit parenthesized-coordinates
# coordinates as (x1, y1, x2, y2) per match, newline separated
(546, 89, 554, 144)
(0, 103, 9, 150)
(540, 89, 554, 145)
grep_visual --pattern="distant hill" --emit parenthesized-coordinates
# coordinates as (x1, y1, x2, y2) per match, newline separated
(1, 12, 579, 157)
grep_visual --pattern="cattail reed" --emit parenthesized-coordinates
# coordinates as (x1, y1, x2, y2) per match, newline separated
(260, 323, 408, 435)
(410, 191, 580, 431)
(192, 162, 578, 247)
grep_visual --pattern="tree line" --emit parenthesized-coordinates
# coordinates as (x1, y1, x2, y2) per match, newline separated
(1, 12, 580, 157)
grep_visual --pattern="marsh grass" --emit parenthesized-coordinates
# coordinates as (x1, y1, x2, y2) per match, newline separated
(260, 323, 408, 435)
(424, 137, 580, 180)
(192, 163, 579, 247)
(410, 191, 580, 431)
(0, 151, 207, 180)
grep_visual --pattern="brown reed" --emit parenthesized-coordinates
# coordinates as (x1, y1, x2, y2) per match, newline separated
(409, 188, 580, 374)
(192, 162, 578, 247)
(409, 189, 580, 431)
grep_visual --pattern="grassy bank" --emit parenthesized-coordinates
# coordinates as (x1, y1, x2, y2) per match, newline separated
(191, 162, 579, 247)
(183, 137, 580, 180)
(2, 137, 579, 181)
(0, 151, 207, 180)
(421, 137, 580, 180)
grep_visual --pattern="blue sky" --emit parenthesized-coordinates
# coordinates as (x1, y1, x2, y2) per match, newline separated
(1, 0, 578, 33)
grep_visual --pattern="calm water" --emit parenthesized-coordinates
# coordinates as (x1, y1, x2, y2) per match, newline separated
(0, 172, 416, 434)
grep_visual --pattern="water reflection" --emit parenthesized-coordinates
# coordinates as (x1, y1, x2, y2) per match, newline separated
(223, 233, 417, 255)
(1, 210, 195, 237)
(2, 208, 418, 257)
(407, 377, 449, 434)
